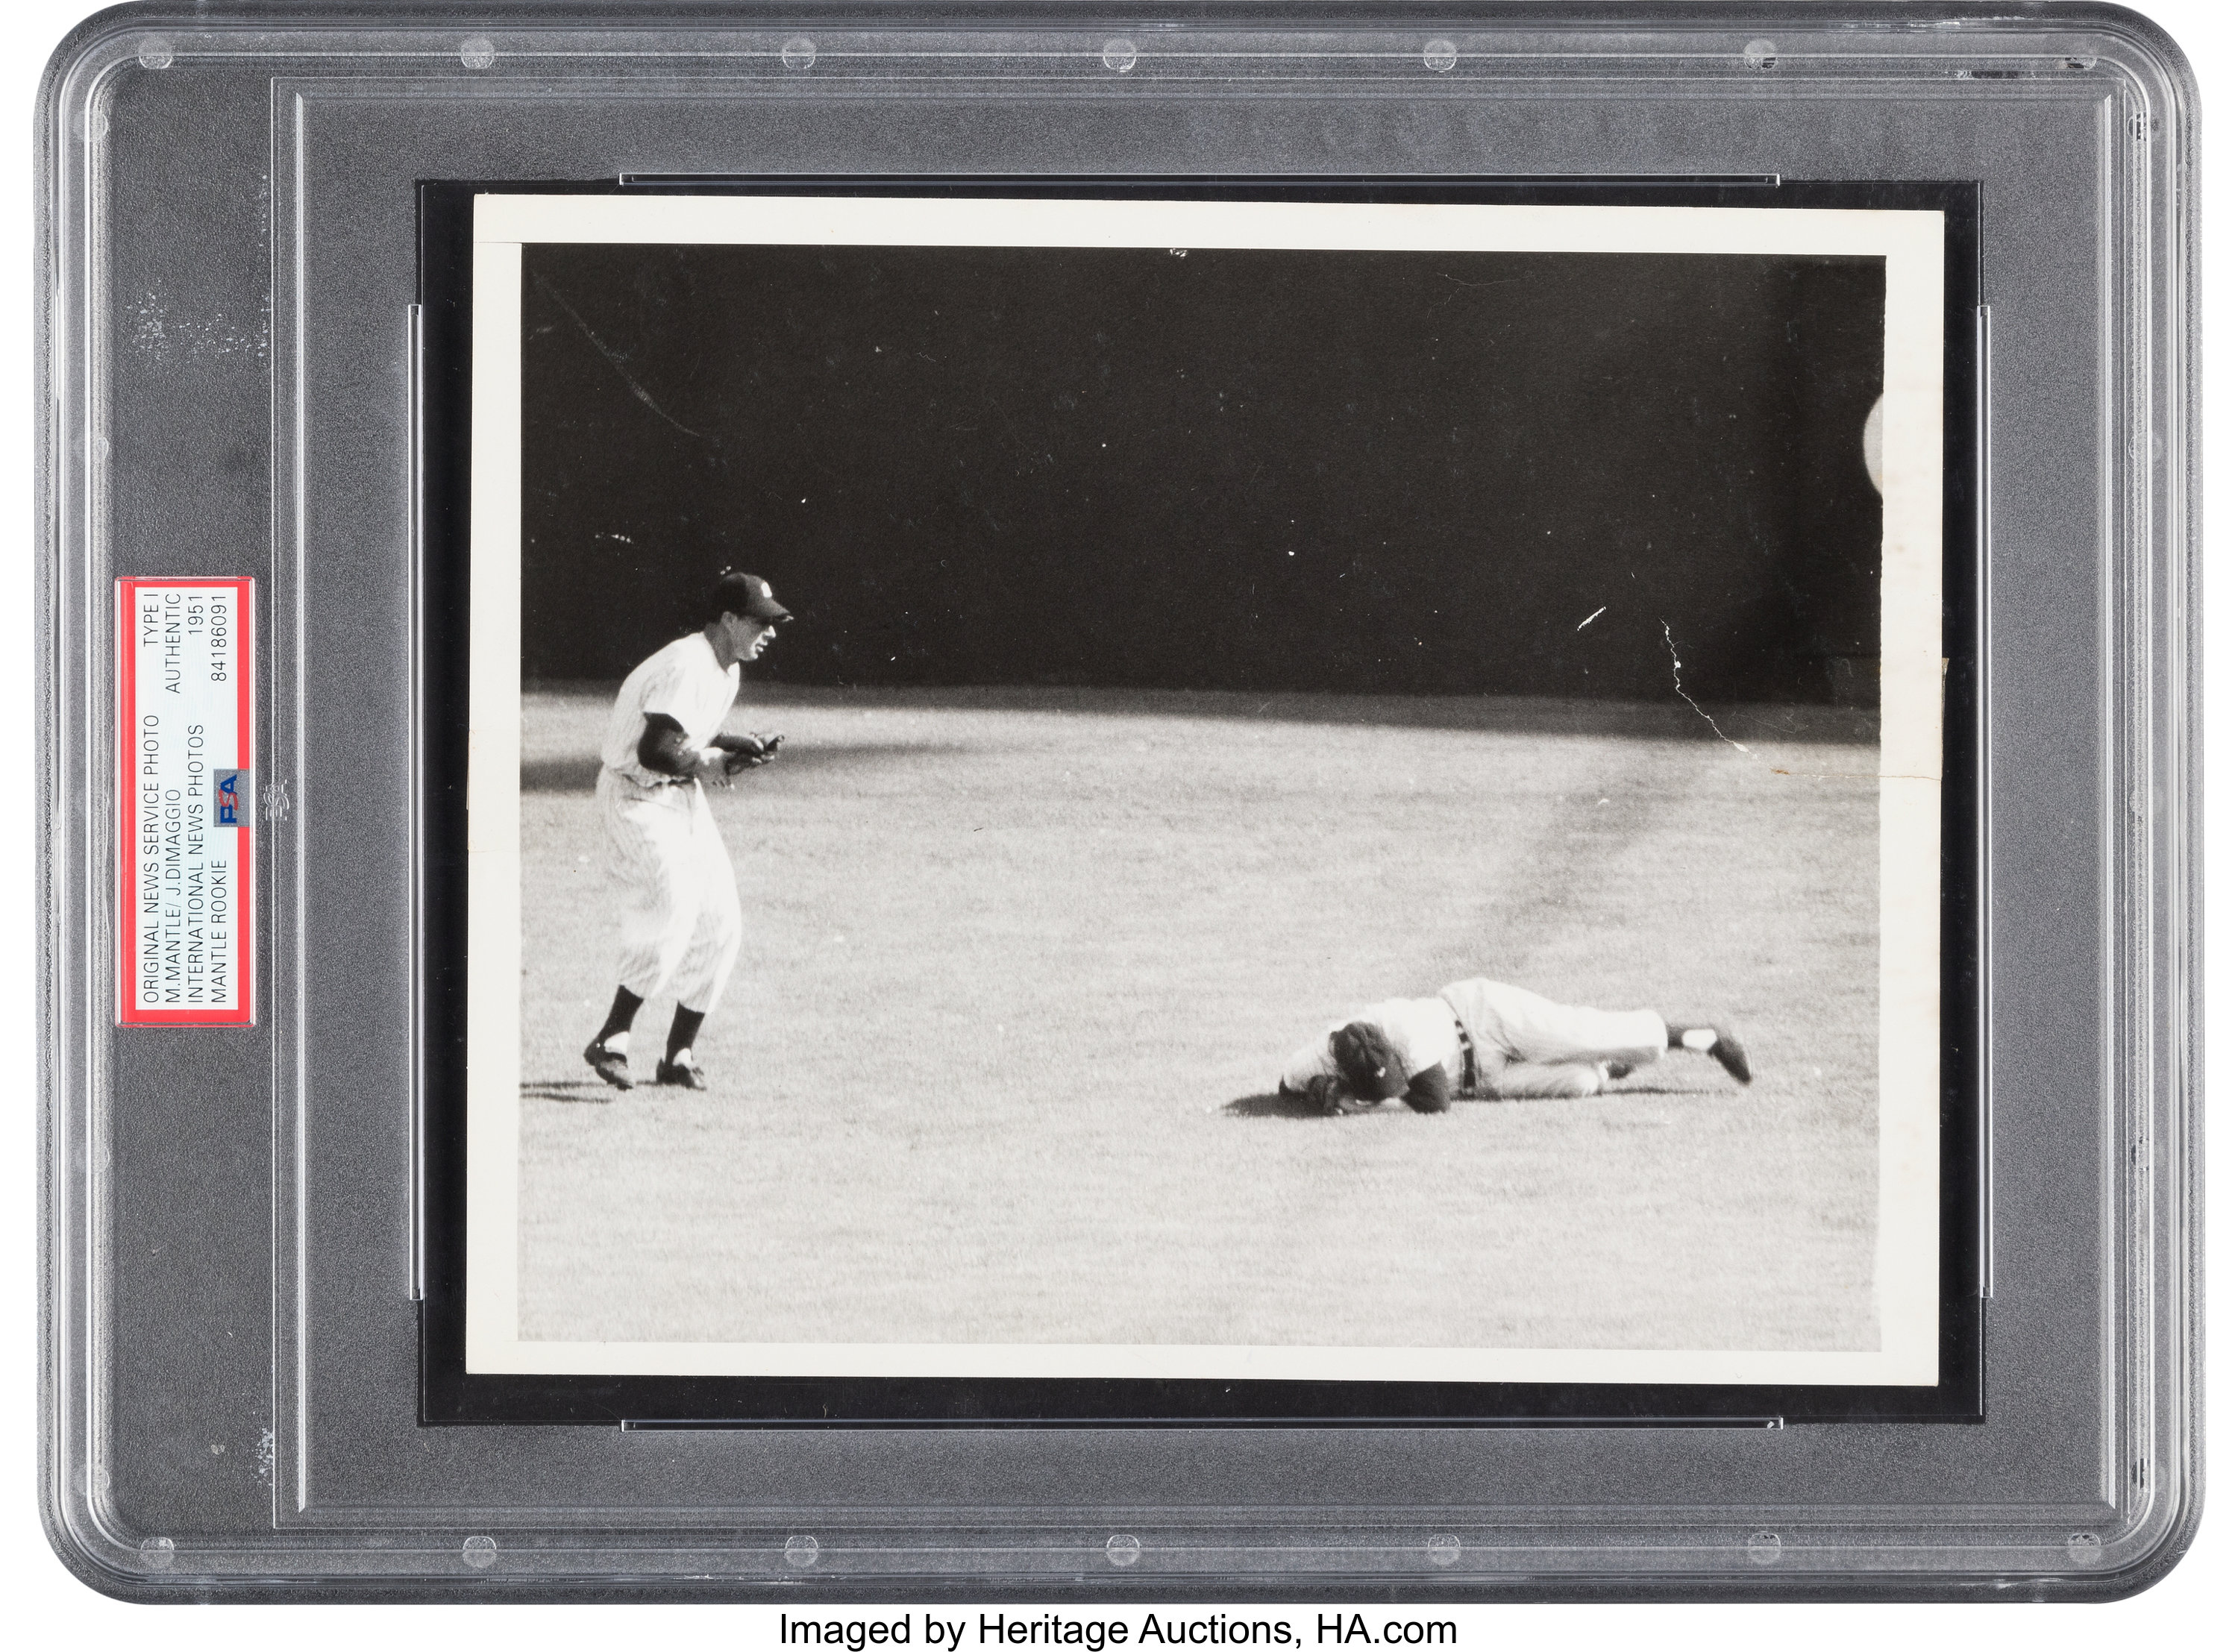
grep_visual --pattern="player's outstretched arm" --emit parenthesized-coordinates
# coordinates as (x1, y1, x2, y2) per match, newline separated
(1400, 1064, 1452, 1114)
(712, 730, 783, 773)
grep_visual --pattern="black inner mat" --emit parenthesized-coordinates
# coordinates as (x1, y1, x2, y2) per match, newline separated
(416, 175, 1981, 1427)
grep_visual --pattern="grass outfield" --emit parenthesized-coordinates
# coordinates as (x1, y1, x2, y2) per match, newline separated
(515, 685, 1879, 1353)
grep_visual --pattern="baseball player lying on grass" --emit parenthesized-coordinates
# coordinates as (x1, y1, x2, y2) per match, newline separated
(1277, 977, 1751, 1116)
(580, 570, 790, 1093)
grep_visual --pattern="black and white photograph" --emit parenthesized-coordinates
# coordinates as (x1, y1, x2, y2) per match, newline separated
(460, 191, 1949, 1389)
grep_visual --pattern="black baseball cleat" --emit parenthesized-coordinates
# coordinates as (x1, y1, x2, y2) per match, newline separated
(654, 1054, 709, 1090)
(1705, 1026, 1752, 1085)
(583, 1039, 633, 1090)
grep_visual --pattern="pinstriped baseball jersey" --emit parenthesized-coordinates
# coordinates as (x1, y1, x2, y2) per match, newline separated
(595, 629, 748, 1017)
(601, 632, 741, 785)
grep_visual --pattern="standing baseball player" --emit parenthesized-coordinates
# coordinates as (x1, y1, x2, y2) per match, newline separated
(581, 571, 790, 1091)
(1276, 976, 1751, 1115)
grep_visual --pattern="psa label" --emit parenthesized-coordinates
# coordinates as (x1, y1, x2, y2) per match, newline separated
(116, 578, 255, 1026)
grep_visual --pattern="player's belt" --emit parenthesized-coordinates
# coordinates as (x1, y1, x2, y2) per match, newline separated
(612, 767, 692, 791)
(1449, 1013, 1479, 1091)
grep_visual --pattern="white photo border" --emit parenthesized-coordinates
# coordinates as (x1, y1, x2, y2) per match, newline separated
(463, 192, 1946, 1386)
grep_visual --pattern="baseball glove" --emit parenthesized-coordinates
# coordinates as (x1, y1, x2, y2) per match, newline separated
(713, 732, 783, 775)
(1303, 1074, 1381, 1117)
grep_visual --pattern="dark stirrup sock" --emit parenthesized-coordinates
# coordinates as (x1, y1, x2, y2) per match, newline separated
(667, 1005, 706, 1064)
(595, 986, 644, 1049)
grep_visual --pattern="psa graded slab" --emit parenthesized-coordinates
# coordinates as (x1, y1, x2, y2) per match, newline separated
(37, 2, 2198, 1602)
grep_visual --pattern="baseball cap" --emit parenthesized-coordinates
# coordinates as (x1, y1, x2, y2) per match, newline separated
(1331, 1021, 1409, 1101)
(711, 570, 792, 624)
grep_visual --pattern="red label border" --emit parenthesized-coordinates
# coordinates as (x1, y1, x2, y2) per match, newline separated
(116, 577, 256, 1027)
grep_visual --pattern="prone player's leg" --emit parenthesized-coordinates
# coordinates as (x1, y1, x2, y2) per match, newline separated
(1454, 978, 1668, 1072)
(1473, 978, 1746, 1084)
(1488, 1061, 1609, 1099)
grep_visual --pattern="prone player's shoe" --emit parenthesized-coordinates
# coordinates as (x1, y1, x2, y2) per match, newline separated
(654, 1052, 709, 1091)
(583, 1037, 633, 1090)
(1705, 1026, 1752, 1085)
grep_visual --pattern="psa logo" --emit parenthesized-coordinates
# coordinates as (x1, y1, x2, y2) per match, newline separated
(213, 769, 250, 828)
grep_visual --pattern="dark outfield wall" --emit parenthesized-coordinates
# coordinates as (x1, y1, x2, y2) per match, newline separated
(519, 242, 1884, 704)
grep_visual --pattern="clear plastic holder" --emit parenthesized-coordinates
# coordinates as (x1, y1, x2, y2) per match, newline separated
(36, 2, 2199, 1601)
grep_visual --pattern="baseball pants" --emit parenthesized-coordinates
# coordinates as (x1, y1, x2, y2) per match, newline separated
(597, 768, 742, 1015)
(1440, 978, 1667, 1099)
